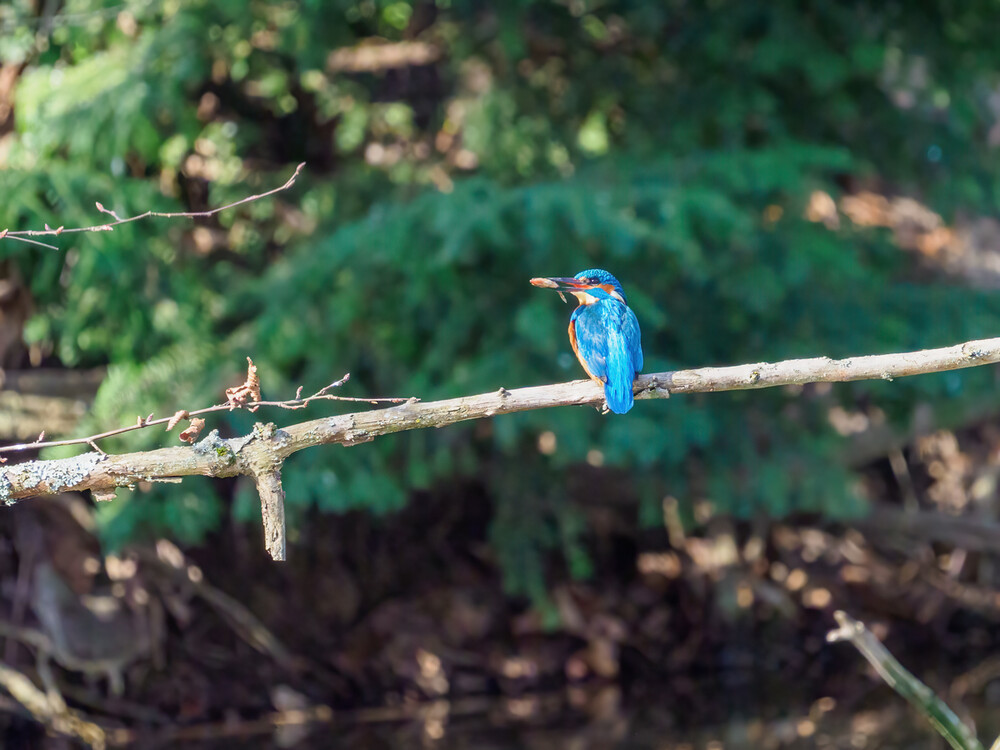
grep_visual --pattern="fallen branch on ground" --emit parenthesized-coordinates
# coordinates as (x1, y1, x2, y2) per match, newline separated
(0, 661, 108, 749)
(2, 335, 1000, 561)
(827, 610, 986, 750)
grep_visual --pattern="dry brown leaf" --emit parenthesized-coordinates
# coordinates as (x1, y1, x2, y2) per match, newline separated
(166, 410, 190, 431)
(225, 357, 261, 411)
(179, 418, 206, 444)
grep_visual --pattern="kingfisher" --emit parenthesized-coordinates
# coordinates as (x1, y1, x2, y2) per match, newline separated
(530, 268, 643, 414)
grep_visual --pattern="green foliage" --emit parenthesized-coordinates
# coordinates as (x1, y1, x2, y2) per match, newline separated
(5, 0, 1000, 593)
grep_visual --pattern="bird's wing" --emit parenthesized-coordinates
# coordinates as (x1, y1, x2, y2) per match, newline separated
(596, 302, 639, 414)
(572, 302, 642, 413)
(604, 323, 635, 414)
(624, 306, 643, 372)
(571, 306, 608, 381)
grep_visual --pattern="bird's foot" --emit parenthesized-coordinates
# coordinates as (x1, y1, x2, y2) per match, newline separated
(599, 400, 610, 415)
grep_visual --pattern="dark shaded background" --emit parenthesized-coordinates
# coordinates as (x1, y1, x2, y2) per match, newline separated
(3, 0, 1000, 746)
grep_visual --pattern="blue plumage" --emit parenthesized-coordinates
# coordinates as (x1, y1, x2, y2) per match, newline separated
(530, 268, 643, 414)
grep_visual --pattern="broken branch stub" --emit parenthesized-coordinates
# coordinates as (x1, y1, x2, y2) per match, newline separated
(252, 469, 286, 562)
(237, 423, 289, 562)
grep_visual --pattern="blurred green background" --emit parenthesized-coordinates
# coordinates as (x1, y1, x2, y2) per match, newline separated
(4, 0, 1000, 606)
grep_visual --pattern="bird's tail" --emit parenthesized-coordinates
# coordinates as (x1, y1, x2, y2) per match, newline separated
(604, 345, 636, 414)
(604, 383, 634, 414)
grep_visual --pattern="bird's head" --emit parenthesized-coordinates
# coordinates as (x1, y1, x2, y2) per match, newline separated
(529, 268, 626, 305)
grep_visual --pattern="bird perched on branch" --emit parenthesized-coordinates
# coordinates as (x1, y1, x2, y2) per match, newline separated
(530, 269, 643, 414)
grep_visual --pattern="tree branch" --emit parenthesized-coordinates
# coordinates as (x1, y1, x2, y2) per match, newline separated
(2, 335, 1000, 560)
(0, 162, 306, 250)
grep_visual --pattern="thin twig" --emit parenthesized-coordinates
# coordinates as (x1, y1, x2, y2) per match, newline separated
(0, 231, 59, 250)
(0, 373, 410, 455)
(0, 162, 306, 248)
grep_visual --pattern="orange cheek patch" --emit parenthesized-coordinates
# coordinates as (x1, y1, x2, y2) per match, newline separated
(599, 284, 625, 304)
